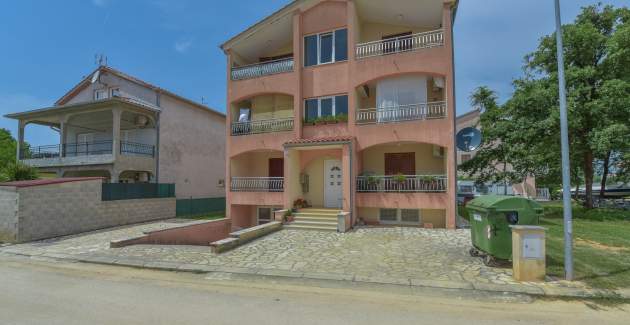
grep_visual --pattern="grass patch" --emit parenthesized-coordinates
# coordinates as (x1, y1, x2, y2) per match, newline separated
(177, 211, 225, 221)
(541, 202, 630, 289)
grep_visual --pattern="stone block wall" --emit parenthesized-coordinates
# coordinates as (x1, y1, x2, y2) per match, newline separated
(0, 187, 19, 242)
(0, 179, 175, 243)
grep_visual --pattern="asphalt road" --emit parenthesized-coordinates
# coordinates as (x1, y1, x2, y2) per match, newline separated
(0, 254, 627, 325)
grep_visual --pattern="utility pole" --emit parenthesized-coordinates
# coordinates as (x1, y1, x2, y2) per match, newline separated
(554, 0, 573, 280)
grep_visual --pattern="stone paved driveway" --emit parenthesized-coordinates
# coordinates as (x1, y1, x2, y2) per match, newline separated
(0, 222, 589, 295)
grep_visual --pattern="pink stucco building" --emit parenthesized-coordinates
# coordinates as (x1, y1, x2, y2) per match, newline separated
(222, 0, 459, 230)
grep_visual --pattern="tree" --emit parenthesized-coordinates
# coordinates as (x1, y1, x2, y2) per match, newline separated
(505, 4, 630, 208)
(0, 128, 17, 168)
(458, 87, 524, 191)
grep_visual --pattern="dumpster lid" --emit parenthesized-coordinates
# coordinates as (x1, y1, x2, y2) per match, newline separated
(509, 225, 547, 231)
(466, 195, 543, 212)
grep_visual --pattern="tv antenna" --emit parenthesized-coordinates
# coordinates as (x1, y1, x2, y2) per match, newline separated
(95, 54, 108, 67)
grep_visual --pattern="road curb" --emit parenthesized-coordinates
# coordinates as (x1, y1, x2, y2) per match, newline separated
(2, 250, 627, 300)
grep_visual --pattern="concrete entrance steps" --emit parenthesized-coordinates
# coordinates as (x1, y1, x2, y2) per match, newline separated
(284, 208, 340, 232)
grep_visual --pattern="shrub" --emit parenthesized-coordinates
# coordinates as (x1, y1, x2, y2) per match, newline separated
(0, 162, 39, 182)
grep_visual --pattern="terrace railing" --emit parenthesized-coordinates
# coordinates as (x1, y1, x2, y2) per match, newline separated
(356, 101, 447, 124)
(22, 140, 155, 159)
(356, 175, 447, 193)
(356, 29, 444, 59)
(120, 141, 155, 157)
(231, 117, 294, 136)
(231, 57, 294, 80)
(230, 177, 284, 192)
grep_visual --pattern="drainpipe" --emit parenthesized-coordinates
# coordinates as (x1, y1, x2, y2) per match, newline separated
(155, 111, 160, 183)
(155, 91, 161, 183)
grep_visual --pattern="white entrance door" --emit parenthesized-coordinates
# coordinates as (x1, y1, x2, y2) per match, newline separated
(324, 159, 343, 208)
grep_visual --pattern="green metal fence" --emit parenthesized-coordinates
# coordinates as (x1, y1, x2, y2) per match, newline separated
(102, 183, 175, 201)
(176, 197, 226, 217)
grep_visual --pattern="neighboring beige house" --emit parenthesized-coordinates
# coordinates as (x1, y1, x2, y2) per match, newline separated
(455, 109, 540, 198)
(4, 65, 226, 208)
(223, 0, 459, 230)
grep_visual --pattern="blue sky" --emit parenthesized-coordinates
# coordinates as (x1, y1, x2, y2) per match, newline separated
(0, 0, 627, 146)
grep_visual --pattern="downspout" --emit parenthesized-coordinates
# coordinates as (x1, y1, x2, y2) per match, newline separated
(155, 91, 161, 183)
(349, 141, 355, 227)
(450, 3, 459, 227)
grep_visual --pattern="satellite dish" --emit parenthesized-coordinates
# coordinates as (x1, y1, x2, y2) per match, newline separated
(456, 127, 482, 152)
(90, 70, 101, 84)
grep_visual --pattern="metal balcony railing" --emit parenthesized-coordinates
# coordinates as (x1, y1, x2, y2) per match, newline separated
(22, 140, 155, 159)
(120, 141, 155, 157)
(231, 58, 294, 80)
(356, 175, 447, 193)
(231, 117, 294, 136)
(356, 29, 444, 59)
(356, 101, 447, 124)
(230, 177, 284, 192)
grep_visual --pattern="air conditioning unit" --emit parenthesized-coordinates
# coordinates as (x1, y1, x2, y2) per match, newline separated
(135, 115, 149, 128)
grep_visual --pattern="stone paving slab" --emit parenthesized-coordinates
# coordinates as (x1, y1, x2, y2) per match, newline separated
(1, 221, 625, 299)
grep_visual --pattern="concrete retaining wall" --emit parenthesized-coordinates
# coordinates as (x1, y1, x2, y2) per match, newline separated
(0, 179, 175, 243)
(111, 218, 231, 248)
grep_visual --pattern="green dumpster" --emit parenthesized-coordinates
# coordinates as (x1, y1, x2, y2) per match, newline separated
(465, 195, 543, 266)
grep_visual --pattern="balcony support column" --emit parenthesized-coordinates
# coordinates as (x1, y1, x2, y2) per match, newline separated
(112, 108, 122, 159)
(16, 120, 25, 160)
(59, 115, 68, 157)
(292, 12, 303, 138)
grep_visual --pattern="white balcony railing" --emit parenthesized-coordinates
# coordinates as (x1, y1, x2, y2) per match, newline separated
(231, 117, 294, 136)
(230, 177, 284, 192)
(357, 175, 447, 193)
(356, 101, 446, 125)
(356, 29, 444, 59)
(231, 58, 294, 80)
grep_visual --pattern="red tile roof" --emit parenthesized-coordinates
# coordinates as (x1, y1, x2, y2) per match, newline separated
(0, 177, 104, 188)
(284, 136, 354, 146)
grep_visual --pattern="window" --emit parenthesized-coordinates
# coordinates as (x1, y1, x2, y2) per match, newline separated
(461, 154, 472, 163)
(304, 28, 348, 67)
(380, 209, 421, 224)
(304, 95, 349, 121)
(110, 88, 120, 97)
(94, 89, 107, 100)
(401, 209, 420, 223)
(379, 209, 397, 222)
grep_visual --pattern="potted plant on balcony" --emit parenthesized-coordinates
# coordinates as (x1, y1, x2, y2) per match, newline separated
(391, 173, 406, 191)
(421, 175, 439, 191)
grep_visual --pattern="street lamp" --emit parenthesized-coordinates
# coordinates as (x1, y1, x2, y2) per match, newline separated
(554, 0, 573, 281)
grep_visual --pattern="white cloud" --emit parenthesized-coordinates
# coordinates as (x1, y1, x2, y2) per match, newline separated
(92, 0, 110, 8)
(174, 39, 193, 53)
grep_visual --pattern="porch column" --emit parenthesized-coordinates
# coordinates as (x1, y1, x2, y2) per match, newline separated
(283, 148, 300, 209)
(112, 108, 122, 159)
(342, 144, 352, 213)
(59, 115, 68, 157)
(110, 169, 119, 183)
(16, 120, 25, 160)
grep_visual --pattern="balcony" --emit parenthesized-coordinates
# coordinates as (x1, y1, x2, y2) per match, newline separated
(355, 29, 444, 60)
(231, 58, 294, 81)
(22, 140, 155, 160)
(356, 101, 446, 125)
(356, 175, 447, 193)
(230, 177, 284, 192)
(231, 117, 294, 136)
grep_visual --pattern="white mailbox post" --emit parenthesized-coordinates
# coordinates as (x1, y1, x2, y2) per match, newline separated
(510, 225, 547, 282)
